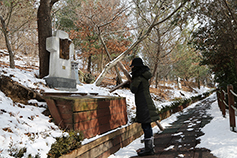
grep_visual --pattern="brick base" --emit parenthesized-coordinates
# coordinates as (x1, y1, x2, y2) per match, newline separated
(44, 93, 128, 138)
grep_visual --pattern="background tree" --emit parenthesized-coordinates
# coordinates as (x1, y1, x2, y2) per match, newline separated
(192, 0, 237, 90)
(37, 0, 59, 78)
(94, 0, 189, 85)
(0, 0, 35, 68)
(72, 0, 132, 74)
(131, 0, 193, 87)
(171, 40, 209, 89)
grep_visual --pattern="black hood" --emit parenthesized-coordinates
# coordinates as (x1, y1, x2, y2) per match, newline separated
(131, 66, 151, 79)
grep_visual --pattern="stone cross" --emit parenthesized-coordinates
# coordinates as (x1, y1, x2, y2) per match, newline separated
(45, 30, 78, 90)
(46, 30, 74, 79)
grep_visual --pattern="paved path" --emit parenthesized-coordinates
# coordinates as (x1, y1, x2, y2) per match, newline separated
(131, 97, 217, 158)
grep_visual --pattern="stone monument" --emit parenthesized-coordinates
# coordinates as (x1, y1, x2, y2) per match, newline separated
(44, 30, 79, 90)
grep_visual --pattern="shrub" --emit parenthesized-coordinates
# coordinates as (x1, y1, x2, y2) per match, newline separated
(157, 90, 215, 114)
(47, 130, 83, 158)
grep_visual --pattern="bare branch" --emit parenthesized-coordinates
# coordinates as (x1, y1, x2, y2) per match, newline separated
(222, 0, 237, 26)
(99, 4, 131, 28)
(132, 0, 151, 25)
(154, 1, 187, 27)
(50, 0, 59, 10)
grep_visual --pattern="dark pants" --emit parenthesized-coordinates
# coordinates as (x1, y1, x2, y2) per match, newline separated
(141, 123, 153, 138)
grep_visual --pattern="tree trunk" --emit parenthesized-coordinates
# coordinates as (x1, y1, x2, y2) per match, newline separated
(0, 15, 15, 68)
(197, 71, 201, 89)
(87, 54, 92, 73)
(37, 0, 59, 78)
(155, 71, 159, 88)
(150, 27, 161, 85)
(98, 34, 122, 84)
(100, 50, 104, 72)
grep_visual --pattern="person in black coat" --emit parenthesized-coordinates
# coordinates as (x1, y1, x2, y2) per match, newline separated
(129, 57, 160, 156)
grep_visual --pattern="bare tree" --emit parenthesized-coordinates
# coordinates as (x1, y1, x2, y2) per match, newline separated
(132, 0, 189, 87)
(0, 0, 35, 68)
(72, 0, 132, 83)
(94, 0, 189, 86)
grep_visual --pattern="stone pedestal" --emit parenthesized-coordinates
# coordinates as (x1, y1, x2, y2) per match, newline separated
(44, 77, 77, 91)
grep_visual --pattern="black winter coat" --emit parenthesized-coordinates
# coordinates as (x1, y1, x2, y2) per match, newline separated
(130, 66, 160, 123)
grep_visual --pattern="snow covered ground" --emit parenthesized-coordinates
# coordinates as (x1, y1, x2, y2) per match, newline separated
(0, 50, 237, 158)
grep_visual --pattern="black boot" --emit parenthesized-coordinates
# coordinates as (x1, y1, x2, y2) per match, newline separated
(137, 138, 155, 156)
